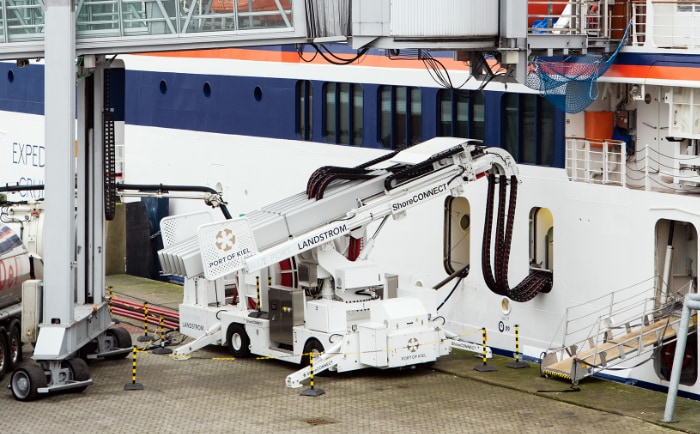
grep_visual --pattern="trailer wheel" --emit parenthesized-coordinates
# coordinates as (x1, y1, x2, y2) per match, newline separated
(301, 339, 324, 367)
(0, 327, 8, 380)
(10, 365, 47, 401)
(104, 327, 132, 360)
(8, 320, 22, 366)
(64, 358, 90, 393)
(226, 323, 251, 358)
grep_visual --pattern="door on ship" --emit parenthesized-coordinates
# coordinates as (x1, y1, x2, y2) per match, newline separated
(653, 219, 698, 385)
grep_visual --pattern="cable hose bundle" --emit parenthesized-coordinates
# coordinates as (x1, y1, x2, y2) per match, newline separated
(306, 151, 400, 200)
(482, 174, 552, 302)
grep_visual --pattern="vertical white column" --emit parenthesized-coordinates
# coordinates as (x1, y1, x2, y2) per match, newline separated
(43, 0, 76, 324)
(76, 68, 86, 305)
(91, 62, 106, 302)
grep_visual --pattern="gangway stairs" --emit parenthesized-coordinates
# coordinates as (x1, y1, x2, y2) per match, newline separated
(541, 282, 691, 385)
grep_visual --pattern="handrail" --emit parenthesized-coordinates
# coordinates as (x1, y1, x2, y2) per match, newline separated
(566, 137, 627, 186)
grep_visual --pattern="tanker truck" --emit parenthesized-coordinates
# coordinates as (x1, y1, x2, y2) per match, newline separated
(0, 220, 32, 380)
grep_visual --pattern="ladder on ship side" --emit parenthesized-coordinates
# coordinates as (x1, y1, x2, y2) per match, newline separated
(541, 281, 690, 385)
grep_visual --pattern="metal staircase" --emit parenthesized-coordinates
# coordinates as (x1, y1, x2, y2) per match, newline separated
(541, 279, 689, 385)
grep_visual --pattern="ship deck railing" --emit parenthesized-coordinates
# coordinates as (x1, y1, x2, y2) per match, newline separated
(527, 1, 700, 51)
(566, 137, 628, 187)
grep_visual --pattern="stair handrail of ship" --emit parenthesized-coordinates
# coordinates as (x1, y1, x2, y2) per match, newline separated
(545, 277, 687, 374)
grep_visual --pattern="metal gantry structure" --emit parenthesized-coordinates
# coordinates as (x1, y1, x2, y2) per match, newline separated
(9, 0, 614, 400)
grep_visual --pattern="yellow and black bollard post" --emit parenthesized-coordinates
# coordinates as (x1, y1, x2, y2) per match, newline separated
(257, 276, 262, 314)
(153, 315, 173, 355)
(137, 302, 156, 342)
(108, 286, 113, 314)
(250, 276, 263, 318)
(300, 352, 325, 397)
(506, 324, 529, 369)
(124, 346, 144, 390)
(474, 327, 496, 372)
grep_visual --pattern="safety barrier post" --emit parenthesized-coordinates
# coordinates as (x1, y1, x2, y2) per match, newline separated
(506, 324, 529, 369)
(474, 327, 496, 372)
(137, 302, 156, 342)
(124, 346, 144, 390)
(301, 352, 325, 397)
(108, 286, 113, 314)
(257, 276, 262, 313)
(248, 276, 263, 318)
(153, 315, 173, 355)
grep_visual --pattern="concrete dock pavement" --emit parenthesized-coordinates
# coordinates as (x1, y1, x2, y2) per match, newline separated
(0, 274, 696, 433)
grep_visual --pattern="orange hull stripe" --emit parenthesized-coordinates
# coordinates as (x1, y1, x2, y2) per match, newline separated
(139, 48, 467, 70)
(606, 64, 700, 81)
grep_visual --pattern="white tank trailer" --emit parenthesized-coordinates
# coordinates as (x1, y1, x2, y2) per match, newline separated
(0, 222, 31, 379)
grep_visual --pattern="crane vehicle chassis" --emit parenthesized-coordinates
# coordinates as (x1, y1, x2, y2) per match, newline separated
(159, 138, 515, 387)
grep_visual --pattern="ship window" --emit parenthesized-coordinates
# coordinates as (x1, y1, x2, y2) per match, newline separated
(438, 90, 484, 140)
(502, 94, 556, 166)
(443, 196, 471, 275)
(678, 1, 700, 12)
(379, 86, 422, 149)
(323, 82, 363, 145)
(296, 80, 312, 141)
(529, 207, 553, 271)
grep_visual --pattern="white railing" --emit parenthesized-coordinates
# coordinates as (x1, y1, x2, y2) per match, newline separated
(527, 1, 700, 50)
(527, 0, 629, 39)
(566, 137, 627, 186)
(548, 277, 684, 372)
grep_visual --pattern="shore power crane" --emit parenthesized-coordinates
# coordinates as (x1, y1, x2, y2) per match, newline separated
(158, 137, 518, 387)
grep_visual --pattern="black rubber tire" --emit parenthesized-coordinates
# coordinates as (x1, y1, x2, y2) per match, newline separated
(0, 327, 8, 381)
(104, 327, 132, 360)
(65, 358, 90, 393)
(226, 323, 251, 358)
(301, 338, 324, 367)
(78, 339, 98, 362)
(10, 365, 47, 401)
(8, 320, 22, 367)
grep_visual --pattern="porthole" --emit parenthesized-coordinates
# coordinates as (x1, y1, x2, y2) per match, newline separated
(7, 70, 14, 83)
(203, 82, 211, 97)
(159, 79, 168, 94)
(254, 86, 262, 101)
(501, 297, 511, 315)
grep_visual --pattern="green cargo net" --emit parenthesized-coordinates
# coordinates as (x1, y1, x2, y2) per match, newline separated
(526, 22, 631, 114)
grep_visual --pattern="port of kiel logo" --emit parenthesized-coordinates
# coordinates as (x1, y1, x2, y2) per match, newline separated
(215, 228, 235, 252)
(407, 337, 420, 352)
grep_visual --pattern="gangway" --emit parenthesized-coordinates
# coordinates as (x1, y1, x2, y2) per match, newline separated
(0, 0, 307, 59)
(540, 281, 692, 385)
(0, 0, 618, 62)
